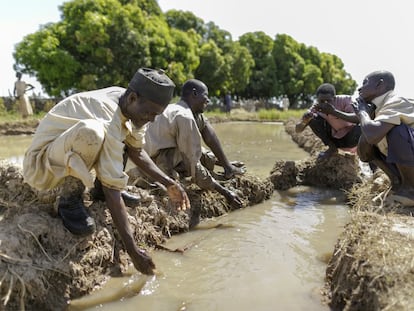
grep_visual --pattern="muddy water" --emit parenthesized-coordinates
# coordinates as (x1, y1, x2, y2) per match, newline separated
(0, 135, 32, 166)
(0, 122, 350, 310)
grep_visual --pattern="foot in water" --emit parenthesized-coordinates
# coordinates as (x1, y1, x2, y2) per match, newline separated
(223, 161, 246, 179)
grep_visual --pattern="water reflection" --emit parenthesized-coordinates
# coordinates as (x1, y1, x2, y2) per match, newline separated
(74, 187, 348, 311)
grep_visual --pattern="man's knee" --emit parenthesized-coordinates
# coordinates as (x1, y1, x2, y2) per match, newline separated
(357, 136, 376, 162)
(75, 120, 105, 146)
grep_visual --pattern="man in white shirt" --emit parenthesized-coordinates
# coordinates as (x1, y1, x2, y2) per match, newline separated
(23, 68, 190, 275)
(354, 70, 414, 206)
(144, 79, 244, 215)
(14, 72, 34, 118)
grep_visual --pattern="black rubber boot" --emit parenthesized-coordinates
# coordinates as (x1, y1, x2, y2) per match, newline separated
(90, 147, 140, 206)
(58, 196, 96, 236)
(90, 179, 141, 207)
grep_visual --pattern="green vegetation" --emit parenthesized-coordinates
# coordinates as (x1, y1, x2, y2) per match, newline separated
(0, 97, 49, 123)
(13, 0, 356, 107)
(0, 111, 45, 124)
(205, 108, 306, 122)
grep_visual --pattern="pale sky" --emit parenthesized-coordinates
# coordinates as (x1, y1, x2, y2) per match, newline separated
(1, 0, 413, 98)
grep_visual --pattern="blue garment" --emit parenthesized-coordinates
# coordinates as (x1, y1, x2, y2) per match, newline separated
(387, 123, 414, 166)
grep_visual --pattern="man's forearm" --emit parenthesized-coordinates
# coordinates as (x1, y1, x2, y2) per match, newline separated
(330, 109, 359, 123)
(103, 188, 136, 248)
(129, 147, 175, 187)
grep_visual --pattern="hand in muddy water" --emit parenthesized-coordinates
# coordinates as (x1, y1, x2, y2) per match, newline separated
(224, 190, 244, 209)
(130, 247, 156, 275)
(167, 183, 191, 211)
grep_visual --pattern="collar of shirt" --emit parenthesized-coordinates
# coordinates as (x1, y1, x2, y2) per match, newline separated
(177, 99, 190, 110)
(372, 90, 395, 111)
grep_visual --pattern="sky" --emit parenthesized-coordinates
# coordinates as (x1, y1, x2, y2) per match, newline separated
(1, 0, 413, 98)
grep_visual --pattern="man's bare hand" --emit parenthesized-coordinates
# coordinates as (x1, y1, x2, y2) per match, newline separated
(224, 190, 244, 209)
(129, 246, 156, 275)
(352, 97, 376, 119)
(315, 102, 335, 115)
(167, 183, 191, 211)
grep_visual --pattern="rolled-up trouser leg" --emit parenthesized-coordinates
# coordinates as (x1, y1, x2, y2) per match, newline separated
(193, 162, 216, 191)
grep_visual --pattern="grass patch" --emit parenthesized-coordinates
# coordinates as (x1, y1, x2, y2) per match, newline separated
(205, 108, 306, 122)
(0, 112, 45, 124)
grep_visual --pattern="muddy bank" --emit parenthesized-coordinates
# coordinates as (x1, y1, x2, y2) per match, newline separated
(0, 157, 273, 310)
(279, 118, 414, 310)
(2, 117, 413, 310)
(270, 119, 363, 192)
(0, 120, 38, 135)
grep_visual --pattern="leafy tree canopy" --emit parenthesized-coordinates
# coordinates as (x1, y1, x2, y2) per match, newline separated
(13, 0, 356, 103)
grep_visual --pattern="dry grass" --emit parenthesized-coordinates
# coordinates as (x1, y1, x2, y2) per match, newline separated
(326, 176, 414, 310)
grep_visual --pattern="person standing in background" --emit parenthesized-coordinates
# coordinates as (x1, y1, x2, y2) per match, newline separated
(14, 71, 34, 118)
(224, 92, 232, 115)
(282, 95, 290, 111)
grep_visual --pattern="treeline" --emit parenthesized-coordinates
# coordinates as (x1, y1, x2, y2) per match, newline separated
(13, 0, 357, 108)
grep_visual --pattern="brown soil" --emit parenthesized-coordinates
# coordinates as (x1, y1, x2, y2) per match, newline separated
(2, 118, 413, 310)
(0, 120, 38, 135)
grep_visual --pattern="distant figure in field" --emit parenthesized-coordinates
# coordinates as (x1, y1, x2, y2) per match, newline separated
(282, 95, 290, 111)
(224, 92, 232, 115)
(13, 72, 34, 118)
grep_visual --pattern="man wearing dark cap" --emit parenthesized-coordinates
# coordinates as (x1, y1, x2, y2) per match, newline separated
(23, 68, 190, 275)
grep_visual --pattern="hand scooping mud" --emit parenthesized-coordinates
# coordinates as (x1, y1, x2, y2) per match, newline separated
(167, 183, 191, 211)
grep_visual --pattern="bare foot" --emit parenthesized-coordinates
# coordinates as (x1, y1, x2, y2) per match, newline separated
(317, 147, 338, 160)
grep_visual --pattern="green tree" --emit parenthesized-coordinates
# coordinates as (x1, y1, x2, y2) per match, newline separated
(13, 23, 81, 96)
(225, 42, 254, 95)
(239, 31, 276, 98)
(319, 53, 357, 95)
(194, 40, 226, 96)
(13, 0, 198, 96)
(272, 34, 355, 107)
(164, 9, 206, 37)
(272, 34, 308, 107)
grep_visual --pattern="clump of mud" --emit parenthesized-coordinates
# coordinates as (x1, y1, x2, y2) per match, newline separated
(270, 119, 362, 191)
(0, 159, 273, 310)
(322, 172, 414, 310)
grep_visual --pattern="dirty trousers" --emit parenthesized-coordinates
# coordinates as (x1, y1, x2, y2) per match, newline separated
(151, 147, 217, 191)
(47, 120, 105, 190)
